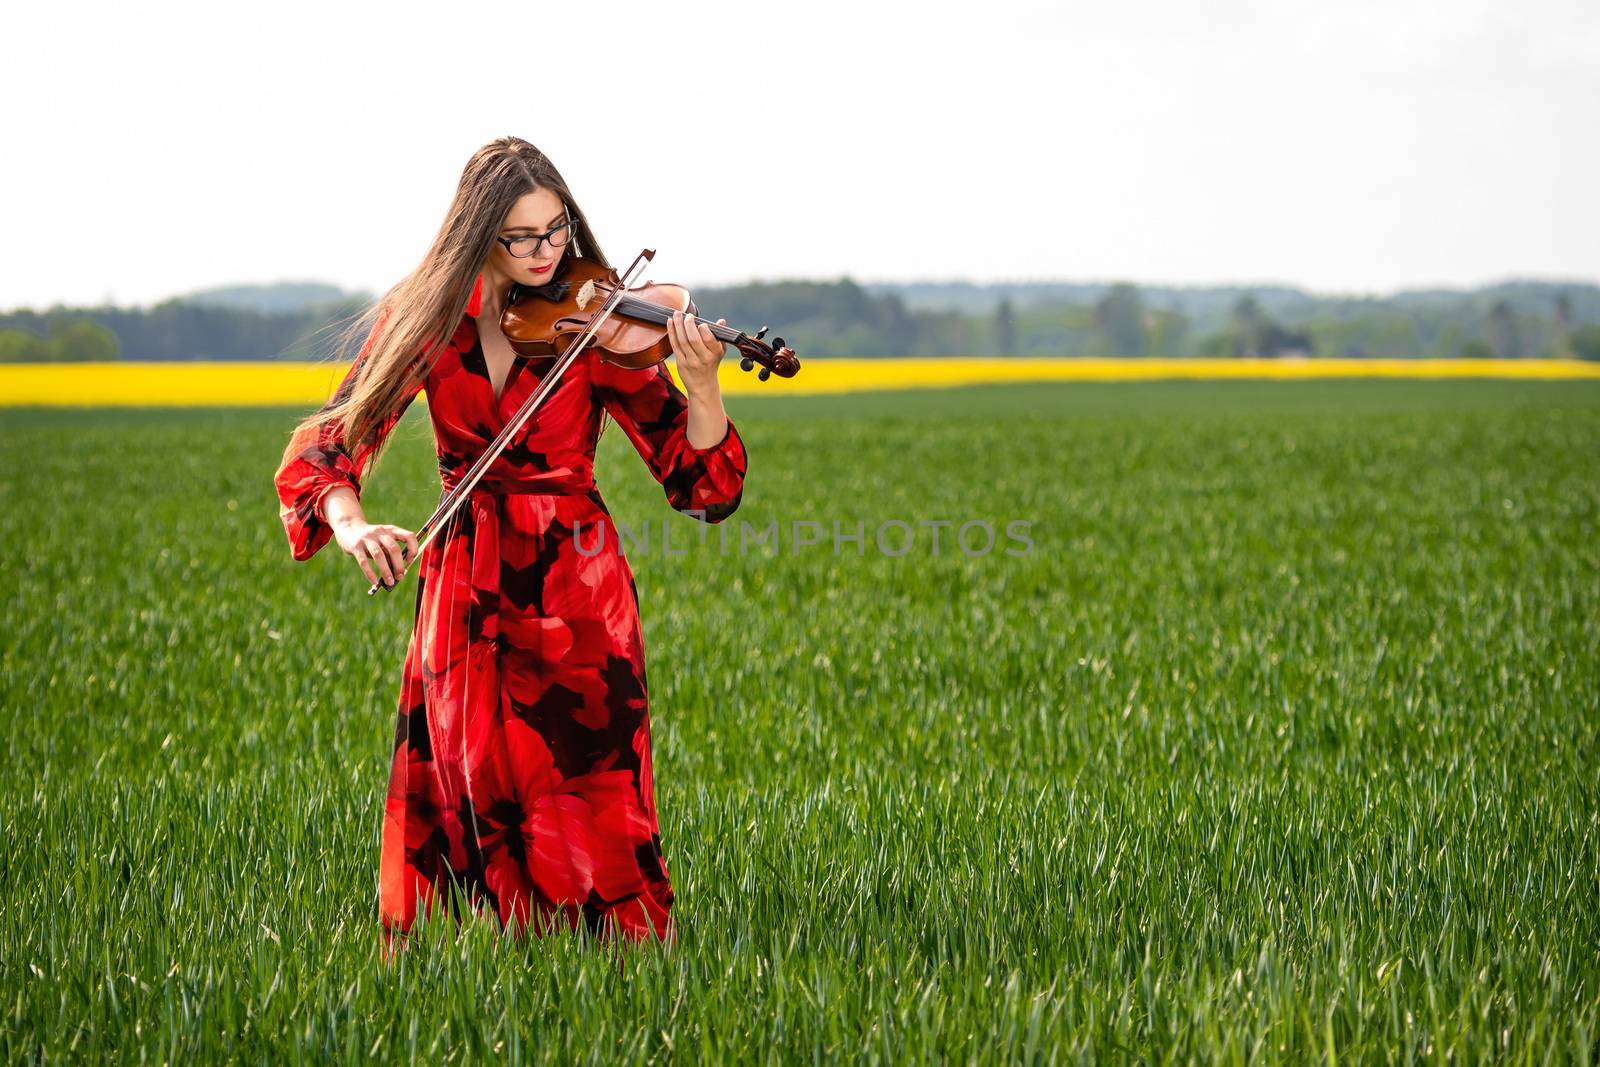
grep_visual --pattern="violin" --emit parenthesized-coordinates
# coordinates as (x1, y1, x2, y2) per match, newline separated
(367, 247, 796, 597)
(499, 253, 800, 380)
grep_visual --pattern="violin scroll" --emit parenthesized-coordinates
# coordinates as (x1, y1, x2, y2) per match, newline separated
(733, 325, 797, 381)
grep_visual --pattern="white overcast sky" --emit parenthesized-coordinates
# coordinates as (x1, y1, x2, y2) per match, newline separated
(3, 0, 1596, 310)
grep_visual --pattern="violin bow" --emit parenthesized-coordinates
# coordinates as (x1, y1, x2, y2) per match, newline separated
(367, 247, 656, 597)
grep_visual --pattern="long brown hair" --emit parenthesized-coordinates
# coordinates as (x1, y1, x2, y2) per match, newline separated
(278, 136, 611, 479)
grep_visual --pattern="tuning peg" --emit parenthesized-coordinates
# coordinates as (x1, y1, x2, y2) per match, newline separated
(772, 336, 785, 353)
(758, 366, 771, 381)
(740, 356, 754, 372)
(754, 325, 768, 340)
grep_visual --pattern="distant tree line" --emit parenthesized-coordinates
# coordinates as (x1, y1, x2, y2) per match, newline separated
(3, 278, 1598, 361)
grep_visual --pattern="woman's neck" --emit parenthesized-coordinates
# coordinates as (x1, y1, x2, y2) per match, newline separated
(474, 275, 511, 323)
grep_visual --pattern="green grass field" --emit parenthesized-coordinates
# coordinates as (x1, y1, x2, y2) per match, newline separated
(2, 379, 1597, 1063)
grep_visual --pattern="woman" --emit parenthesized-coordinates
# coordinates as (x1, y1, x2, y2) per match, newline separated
(272, 137, 747, 953)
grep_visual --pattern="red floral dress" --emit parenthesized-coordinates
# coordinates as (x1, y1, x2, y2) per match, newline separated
(272, 311, 746, 946)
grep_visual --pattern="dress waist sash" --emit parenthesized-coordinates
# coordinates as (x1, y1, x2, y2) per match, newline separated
(438, 470, 595, 496)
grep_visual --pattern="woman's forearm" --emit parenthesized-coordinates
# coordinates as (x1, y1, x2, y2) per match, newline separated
(684, 381, 729, 451)
(319, 485, 365, 527)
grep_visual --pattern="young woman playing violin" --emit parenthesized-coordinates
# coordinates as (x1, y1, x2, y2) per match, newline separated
(273, 136, 748, 955)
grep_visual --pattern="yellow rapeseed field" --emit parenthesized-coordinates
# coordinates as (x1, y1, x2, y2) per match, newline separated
(3, 356, 1598, 406)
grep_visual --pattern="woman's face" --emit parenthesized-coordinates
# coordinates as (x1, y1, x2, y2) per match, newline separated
(487, 187, 573, 288)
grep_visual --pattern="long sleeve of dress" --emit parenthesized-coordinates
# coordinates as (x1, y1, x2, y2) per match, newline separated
(274, 351, 423, 562)
(592, 359, 748, 524)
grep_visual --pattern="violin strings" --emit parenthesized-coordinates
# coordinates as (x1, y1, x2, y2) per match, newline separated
(610, 293, 733, 336)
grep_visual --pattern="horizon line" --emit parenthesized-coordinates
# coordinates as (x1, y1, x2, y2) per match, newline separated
(6, 271, 1600, 315)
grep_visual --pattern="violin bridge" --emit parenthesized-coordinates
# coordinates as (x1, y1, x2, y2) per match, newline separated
(575, 279, 597, 310)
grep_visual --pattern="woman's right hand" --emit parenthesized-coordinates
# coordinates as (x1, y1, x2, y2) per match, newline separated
(332, 519, 419, 588)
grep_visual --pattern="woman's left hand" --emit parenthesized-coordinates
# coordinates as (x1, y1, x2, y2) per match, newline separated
(668, 310, 727, 396)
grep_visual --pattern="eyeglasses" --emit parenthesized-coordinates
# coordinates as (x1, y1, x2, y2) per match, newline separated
(496, 215, 578, 259)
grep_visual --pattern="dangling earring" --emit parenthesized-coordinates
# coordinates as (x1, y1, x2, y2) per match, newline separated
(465, 272, 484, 317)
